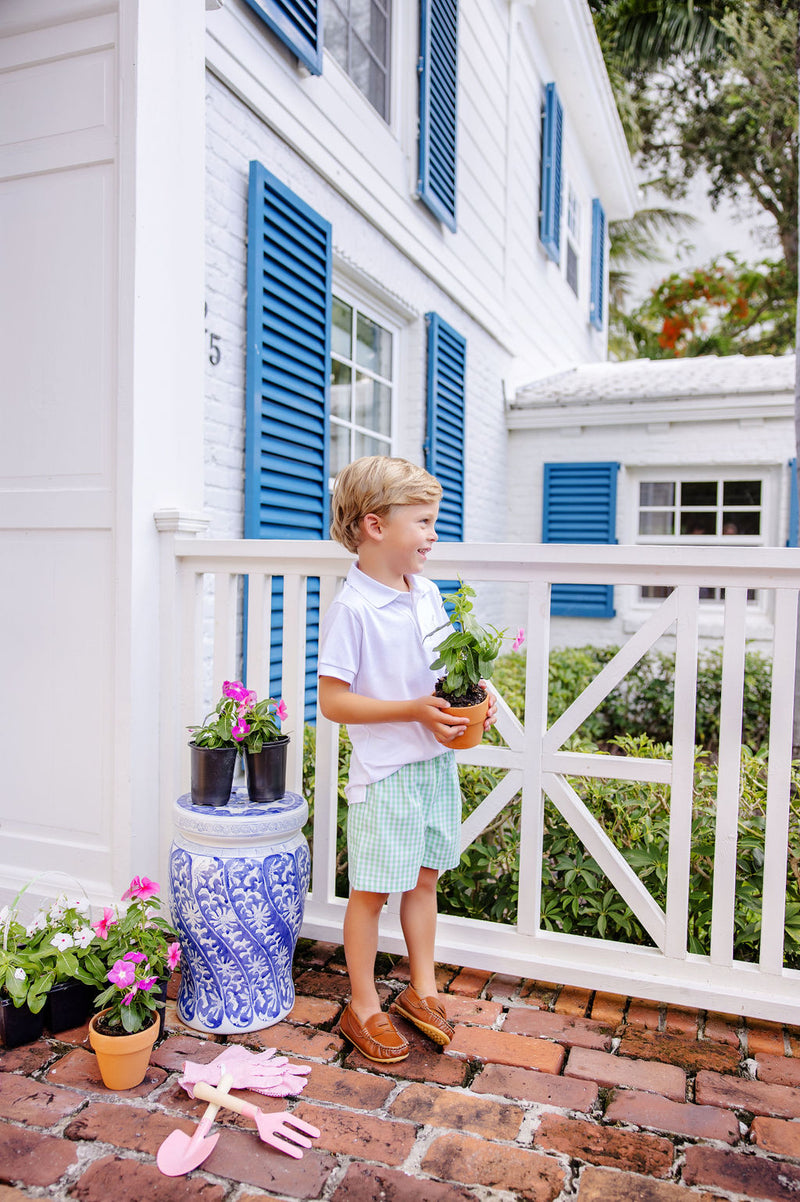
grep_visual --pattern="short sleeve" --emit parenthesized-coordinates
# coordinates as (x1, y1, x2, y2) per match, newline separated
(318, 601, 362, 686)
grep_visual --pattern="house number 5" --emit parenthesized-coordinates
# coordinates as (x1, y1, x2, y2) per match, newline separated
(204, 303, 222, 366)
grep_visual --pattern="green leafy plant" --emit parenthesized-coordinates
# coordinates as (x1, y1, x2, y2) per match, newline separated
(0, 892, 106, 1014)
(189, 680, 287, 753)
(429, 580, 524, 703)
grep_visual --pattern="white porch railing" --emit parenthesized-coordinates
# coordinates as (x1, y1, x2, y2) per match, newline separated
(158, 535, 800, 1023)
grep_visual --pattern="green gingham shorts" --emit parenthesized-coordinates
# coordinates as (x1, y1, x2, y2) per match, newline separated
(347, 751, 462, 893)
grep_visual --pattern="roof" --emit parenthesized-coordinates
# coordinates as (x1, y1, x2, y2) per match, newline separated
(512, 354, 796, 409)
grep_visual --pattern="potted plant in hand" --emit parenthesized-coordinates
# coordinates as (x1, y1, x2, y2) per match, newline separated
(223, 680, 289, 803)
(187, 686, 242, 806)
(429, 580, 524, 750)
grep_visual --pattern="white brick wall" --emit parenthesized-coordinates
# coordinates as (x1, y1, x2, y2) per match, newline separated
(203, 71, 511, 545)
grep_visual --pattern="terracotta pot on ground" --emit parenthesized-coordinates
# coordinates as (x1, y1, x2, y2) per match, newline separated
(446, 691, 489, 750)
(88, 1010, 159, 1090)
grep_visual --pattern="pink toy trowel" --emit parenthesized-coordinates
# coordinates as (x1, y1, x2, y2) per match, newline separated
(157, 1071, 234, 1176)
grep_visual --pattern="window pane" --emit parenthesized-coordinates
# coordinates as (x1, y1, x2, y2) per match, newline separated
(332, 297, 352, 357)
(356, 313, 391, 376)
(330, 359, 352, 419)
(350, 33, 387, 118)
(680, 513, 715, 535)
(566, 242, 578, 295)
(354, 431, 389, 459)
(639, 511, 675, 535)
(682, 481, 717, 506)
(354, 374, 391, 435)
(724, 480, 761, 506)
(329, 421, 350, 477)
(641, 585, 673, 599)
(325, 2, 348, 70)
(640, 482, 674, 506)
(350, 0, 387, 56)
(723, 512, 760, 535)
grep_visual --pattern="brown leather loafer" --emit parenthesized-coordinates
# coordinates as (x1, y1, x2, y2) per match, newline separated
(339, 1003, 410, 1063)
(392, 984, 454, 1046)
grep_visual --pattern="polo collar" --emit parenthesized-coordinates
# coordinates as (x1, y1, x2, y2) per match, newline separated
(346, 562, 418, 609)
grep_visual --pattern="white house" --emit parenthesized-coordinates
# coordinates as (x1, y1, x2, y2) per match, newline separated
(507, 353, 798, 654)
(0, 0, 636, 905)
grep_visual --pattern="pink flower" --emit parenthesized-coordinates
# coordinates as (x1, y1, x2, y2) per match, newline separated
(123, 876, 159, 902)
(223, 680, 247, 701)
(167, 942, 181, 971)
(108, 959, 136, 988)
(94, 907, 117, 939)
(276, 699, 288, 721)
(123, 951, 147, 963)
(232, 719, 251, 741)
(240, 690, 257, 710)
(122, 988, 138, 1006)
(512, 628, 526, 651)
(138, 976, 158, 992)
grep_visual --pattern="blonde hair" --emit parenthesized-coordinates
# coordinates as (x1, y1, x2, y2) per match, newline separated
(330, 456, 442, 553)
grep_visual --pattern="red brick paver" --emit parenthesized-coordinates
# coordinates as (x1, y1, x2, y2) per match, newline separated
(471, 1062, 599, 1111)
(446, 1026, 565, 1073)
(684, 1144, 800, 1201)
(565, 1046, 686, 1101)
(422, 1130, 565, 1200)
(605, 1088, 740, 1143)
(534, 1113, 674, 1176)
(695, 1069, 800, 1118)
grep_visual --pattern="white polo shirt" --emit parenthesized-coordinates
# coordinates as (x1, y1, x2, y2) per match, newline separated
(318, 563, 450, 804)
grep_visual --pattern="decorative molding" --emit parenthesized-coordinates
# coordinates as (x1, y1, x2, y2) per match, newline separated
(153, 508, 211, 534)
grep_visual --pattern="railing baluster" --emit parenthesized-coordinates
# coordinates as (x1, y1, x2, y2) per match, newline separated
(760, 586, 799, 973)
(517, 580, 550, 936)
(664, 584, 699, 960)
(245, 571, 270, 699)
(311, 574, 344, 905)
(212, 571, 238, 698)
(711, 587, 747, 966)
(281, 572, 308, 795)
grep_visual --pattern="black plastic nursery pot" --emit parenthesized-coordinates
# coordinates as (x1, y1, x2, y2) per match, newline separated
(0, 996, 45, 1049)
(243, 736, 289, 803)
(44, 980, 96, 1034)
(189, 743, 238, 806)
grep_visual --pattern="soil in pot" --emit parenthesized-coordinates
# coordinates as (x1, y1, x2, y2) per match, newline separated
(434, 680, 489, 750)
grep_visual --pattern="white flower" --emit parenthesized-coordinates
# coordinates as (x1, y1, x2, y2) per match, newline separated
(13, 968, 26, 982)
(50, 932, 74, 950)
(26, 911, 47, 936)
(49, 900, 67, 921)
(75, 898, 90, 915)
(74, 926, 95, 948)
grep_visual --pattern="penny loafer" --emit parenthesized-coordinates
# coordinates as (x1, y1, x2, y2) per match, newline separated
(392, 984, 454, 1046)
(339, 1003, 410, 1063)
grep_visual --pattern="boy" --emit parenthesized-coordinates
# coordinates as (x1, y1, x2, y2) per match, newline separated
(318, 456, 495, 1063)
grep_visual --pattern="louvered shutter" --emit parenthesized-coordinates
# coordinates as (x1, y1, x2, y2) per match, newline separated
(789, 459, 799, 547)
(589, 199, 606, 331)
(539, 82, 563, 263)
(242, 0, 323, 74)
(425, 312, 465, 604)
(245, 161, 331, 719)
(543, 462, 618, 617)
(418, 0, 459, 232)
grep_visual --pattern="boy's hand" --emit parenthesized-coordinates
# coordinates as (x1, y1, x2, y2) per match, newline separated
(411, 695, 468, 744)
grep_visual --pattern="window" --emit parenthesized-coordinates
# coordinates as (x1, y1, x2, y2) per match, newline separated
(637, 476, 763, 602)
(565, 183, 580, 296)
(325, 0, 391, 120)
(329, 296, 394, 484)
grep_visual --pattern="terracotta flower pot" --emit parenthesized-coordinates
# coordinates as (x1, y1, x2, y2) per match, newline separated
(446, 692, 490, 750)
(88, 1010, 159, 1090)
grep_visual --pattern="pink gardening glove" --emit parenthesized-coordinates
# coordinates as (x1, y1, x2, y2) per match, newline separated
(179, 1045, 311, 1098)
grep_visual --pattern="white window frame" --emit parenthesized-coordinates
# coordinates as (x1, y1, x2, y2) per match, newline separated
(565, 179, 581, 298)
(328, 280, 402, 490)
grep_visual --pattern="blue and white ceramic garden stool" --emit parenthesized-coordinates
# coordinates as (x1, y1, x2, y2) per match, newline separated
(169, 788, 310, 1034)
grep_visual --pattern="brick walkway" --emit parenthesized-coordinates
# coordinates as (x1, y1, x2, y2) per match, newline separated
(3, 942, 800, 1201)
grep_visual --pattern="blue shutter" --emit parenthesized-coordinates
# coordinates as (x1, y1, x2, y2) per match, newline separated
(589, 199, 606, 331)
(789, 458, 799, 547)
(245, 161, 331, 720)
(542, 462, 618, 617)
(425, 313, 465, 603)
(418, 0, 459, 232)
(242, 0, 323, 74)
(539, 82, 563, 263)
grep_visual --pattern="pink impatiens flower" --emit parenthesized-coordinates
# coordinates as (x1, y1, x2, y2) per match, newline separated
(232, 719, 251, 741)
(122, 876, 159, 902)
(108, 959, 136, 988)
(94, 907, 117, 939)
(167, 942, 181, 971)
(223, 680, 247, 702)
(512, 628, 526, 651)
(276, 699, 288, 721)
